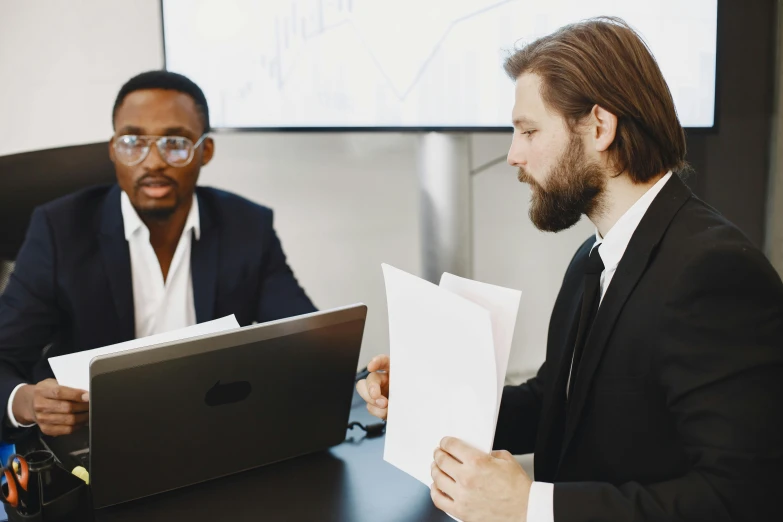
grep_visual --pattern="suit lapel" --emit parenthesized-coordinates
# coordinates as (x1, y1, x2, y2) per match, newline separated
(98, 185, 135, 340)
(558, 174, 693, 469)
(191, 189, 219, 323)
(534, 282, 584, 481)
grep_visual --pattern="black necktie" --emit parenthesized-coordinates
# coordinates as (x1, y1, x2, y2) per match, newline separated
(567, 245, 605, 400)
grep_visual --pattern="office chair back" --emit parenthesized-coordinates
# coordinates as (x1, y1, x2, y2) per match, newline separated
(0, 142, 116, 262)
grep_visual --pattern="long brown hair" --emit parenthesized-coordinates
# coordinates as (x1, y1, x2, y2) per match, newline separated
(504, 17, 687, 183)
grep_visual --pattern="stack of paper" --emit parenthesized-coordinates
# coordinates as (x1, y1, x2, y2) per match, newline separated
(49, 315, 241, 392)
(381, 264, 521, 486)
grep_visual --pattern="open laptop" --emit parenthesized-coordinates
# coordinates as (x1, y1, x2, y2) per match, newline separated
(43, 304, 367, 509)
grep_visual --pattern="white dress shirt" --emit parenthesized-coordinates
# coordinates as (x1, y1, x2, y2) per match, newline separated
(6, 191, 200, 427)
(121, 191, 199, 339)
(527, 172, 673, 522)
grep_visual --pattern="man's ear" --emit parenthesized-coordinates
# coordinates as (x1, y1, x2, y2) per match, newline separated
(590, 104, 618, 153)
(201, 137, 215, 166)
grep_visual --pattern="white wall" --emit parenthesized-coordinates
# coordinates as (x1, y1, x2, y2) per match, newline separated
(0, 0, 164, 156)
(201, 132, 423, 374)
(0, 0, 594, 380)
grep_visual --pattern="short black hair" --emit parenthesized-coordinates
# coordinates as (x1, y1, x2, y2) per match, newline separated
(112, 70, 211, 133)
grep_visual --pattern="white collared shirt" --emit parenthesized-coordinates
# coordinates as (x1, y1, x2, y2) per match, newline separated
(592, 171, 673, 302)
(7, 190, 200, 427)
(121, 190, 199, 338)
(527, 171, 673, 522)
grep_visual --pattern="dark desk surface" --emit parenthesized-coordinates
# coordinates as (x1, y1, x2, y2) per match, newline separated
(94, 396, 452, 522)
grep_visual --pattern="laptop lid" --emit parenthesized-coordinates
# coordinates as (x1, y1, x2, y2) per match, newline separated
(88, 304, 367, 509)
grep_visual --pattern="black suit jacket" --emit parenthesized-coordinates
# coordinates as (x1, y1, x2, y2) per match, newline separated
(494, 174, 783, 521)
(0, 184, 316, 441)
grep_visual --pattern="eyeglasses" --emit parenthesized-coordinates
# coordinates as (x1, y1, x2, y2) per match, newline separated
(113, 134, 208, 168)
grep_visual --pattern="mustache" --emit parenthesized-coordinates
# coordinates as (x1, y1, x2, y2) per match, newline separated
(517, 168, 542, 190)
(135, 172, 178, 188)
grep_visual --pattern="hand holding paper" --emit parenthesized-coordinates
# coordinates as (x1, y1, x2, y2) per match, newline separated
(431, 437, 533, 522)
(376, 264, 521, 486)
(26, 317, 241, 437)
(11, 378, 90, 436)
(366, 264, 523, 521)
(48, 316, 240, 392)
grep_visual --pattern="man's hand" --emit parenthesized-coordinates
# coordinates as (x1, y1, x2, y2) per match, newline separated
(431, 436, 532, 522)
(12, 379, 89, 436)
(356, 354, 389, 420)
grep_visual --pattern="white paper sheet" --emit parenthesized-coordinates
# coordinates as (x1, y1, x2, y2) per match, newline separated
(438, 273, 522, 433)
(382, 264, 521, 487)
(48, 315, 241, 391)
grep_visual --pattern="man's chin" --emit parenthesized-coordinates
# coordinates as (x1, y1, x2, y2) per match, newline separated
(530, 214, 582, 232)
(136, 204, 177, 221)
(529, 200, 582, 232)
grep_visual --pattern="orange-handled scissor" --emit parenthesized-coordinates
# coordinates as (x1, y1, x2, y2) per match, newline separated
(1, 454, 29, 509)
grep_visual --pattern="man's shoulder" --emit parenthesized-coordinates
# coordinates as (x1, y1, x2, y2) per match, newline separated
(564, 194, 779, 290)
(37, 184, 115, 217)
(18, 185, 117, 262)
(665, 197, 762, 261)
(660, 196, 782, 293)
(195, 186, 273, 223)
(33, 184, 117, 237)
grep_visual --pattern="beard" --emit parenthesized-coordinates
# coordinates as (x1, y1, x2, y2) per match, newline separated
(136, 206, 178, 222)
(517, 134, 606, 232)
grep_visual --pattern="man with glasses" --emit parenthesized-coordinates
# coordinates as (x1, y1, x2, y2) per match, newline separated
(0, 71, 316, 440)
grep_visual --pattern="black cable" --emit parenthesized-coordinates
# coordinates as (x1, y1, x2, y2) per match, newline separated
(347, 421, 386, 438)
(350, 368, 386, 438)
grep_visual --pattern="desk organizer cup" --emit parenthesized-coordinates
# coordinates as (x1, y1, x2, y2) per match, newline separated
(3, 450, 88, 522)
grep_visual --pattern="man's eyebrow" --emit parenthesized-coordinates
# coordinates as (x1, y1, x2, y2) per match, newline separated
(161, 127, 192, 136)
(116, 125, 144, 135)
(512, 116, 537, 127)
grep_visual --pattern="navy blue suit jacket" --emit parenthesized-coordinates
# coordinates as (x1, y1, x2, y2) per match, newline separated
(0, 184, 316, 439)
